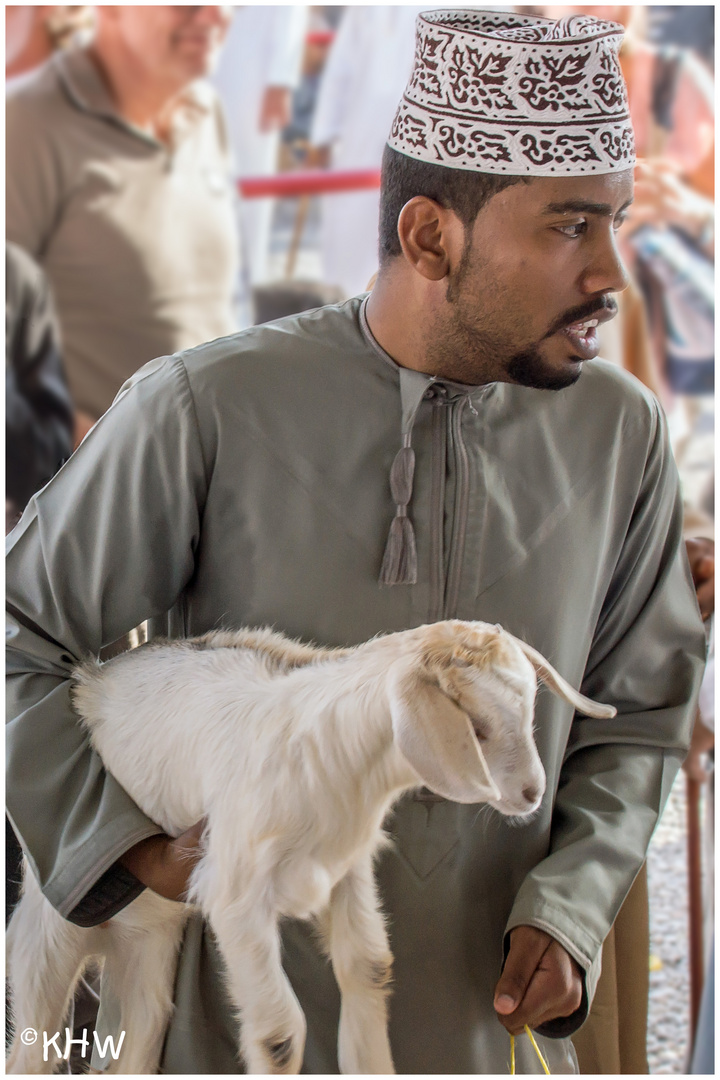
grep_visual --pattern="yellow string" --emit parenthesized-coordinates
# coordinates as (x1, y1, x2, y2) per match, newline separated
(509, 1026, 551, 1075)
(525, 1026, 551, 1075)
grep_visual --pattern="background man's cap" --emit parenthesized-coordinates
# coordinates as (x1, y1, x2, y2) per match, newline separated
(387, 9, 635, 176)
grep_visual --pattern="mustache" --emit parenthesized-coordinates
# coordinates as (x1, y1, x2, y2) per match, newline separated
(544, 297, 618, 338)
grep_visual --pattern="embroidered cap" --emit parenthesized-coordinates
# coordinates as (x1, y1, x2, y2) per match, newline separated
(388, 9, 635, 176)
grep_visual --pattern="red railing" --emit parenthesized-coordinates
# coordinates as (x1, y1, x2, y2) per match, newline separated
(237, 169, 381, 199)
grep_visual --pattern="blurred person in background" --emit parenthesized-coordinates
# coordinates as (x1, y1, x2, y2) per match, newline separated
(213, 6, 309, 287)
(6, 5, 238, 446)
(307, 6, 424, 298)
(281, 7, 340, 153)
(5, 8, 86, 516)
(611, 4, 714, 408)
(5, 243, 74, 537)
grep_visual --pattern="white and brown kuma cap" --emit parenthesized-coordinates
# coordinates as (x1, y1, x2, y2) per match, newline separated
(387, 8, 635, 175)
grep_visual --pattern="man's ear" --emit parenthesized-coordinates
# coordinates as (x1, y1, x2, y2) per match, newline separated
(397, 197, 464, 282)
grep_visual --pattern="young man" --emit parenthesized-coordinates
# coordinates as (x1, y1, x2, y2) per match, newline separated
(7, 11, 705, 1074)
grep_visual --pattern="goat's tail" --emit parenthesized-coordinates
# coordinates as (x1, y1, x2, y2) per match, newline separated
(71, 657, 106, 730)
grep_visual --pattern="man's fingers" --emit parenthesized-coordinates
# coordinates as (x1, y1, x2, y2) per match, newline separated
(506, 941, 583, 1033)
(169, 819, 208, 888)
(684, 748, 711, 783)
(120, 819, 208, 902)
(690, 555, 714, 619)
(494, 926, 552, 1015)
(696, 578, 714, 620)
(494, 931, 583, 1035)
(686, 538, 714, 576)
(685, 540, 714, 618)
(176, 817, 207, 848)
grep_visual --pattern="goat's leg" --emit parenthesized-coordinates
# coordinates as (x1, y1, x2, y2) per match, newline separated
(6, 872, 95, 1074)
(99, 910, 185, 1075)
(322, 860, 395, 1075)
(207, 901, 306, 1074)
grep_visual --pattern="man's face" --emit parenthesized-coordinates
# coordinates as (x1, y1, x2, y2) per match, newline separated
(431, 170, 633, 389)
(112, 6, 231, 84)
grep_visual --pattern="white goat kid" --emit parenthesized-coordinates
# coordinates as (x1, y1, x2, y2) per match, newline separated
(7, 620, 615, 1075)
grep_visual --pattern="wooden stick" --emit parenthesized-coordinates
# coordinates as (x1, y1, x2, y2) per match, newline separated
(285, 195, 311, 280)
(686, 774, 704, 1040)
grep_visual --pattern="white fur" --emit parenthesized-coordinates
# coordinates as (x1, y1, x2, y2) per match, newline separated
(7, 620, 614, 1074)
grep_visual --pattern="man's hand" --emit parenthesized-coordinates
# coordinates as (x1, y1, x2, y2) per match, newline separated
(305, 143, 331, 170)
(685, 537, 714, 620)
(119, 819, 206, 902)
(73, 408, 95, 449)
(624, 160, 714, 252)
(683, 711, 715, 782)
(494, 926, 583, 1035)
(6, 498, 22, 535)
(259, 85, 292, 133)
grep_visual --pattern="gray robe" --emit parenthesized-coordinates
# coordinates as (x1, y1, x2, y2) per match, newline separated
(6, 297, 705, 1073)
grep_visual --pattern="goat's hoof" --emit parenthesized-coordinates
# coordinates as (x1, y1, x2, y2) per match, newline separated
(245, 1030, 304, 1074)
(265, 1036, 295, 1070)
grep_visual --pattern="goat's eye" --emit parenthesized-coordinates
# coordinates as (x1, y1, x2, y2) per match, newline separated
(470, 716, 490, 741)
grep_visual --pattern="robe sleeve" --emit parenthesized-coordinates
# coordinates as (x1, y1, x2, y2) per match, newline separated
(6, 354, 210, 923)
(265, 6, 308, 90)
(309, 9, 364, 148)
(504, 398, 706, 1036)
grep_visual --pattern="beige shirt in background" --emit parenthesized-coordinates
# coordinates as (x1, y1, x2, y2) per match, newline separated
(6, 49, 238, 420)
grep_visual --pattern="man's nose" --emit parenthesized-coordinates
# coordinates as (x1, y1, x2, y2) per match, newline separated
(580, 233, 630, 296)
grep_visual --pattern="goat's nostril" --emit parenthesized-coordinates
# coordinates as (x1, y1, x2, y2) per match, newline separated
(522, 786, 539, 805)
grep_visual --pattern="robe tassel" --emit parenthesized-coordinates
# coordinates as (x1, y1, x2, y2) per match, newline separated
(379, 442, 417, 586)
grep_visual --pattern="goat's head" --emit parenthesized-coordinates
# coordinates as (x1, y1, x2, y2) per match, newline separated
(388, 621, 616, 814)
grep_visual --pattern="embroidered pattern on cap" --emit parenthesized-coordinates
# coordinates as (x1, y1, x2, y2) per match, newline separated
(387, 9, 635, 175)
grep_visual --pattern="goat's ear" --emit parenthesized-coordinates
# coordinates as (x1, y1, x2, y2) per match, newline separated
(510, 637, 617, 719)
(388, 664, 501, 804)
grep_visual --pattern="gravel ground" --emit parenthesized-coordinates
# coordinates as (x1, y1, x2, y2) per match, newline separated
(647, 773, 712, 1074)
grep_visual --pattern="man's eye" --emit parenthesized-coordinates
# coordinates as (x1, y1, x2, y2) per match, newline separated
(613, 214, 628, 232)
(556, 221, 587, 238)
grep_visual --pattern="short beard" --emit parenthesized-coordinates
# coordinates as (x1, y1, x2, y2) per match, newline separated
(438, 235, 585, 389)
(430, 320, 584, 392)
(505, 347, 583, 391)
